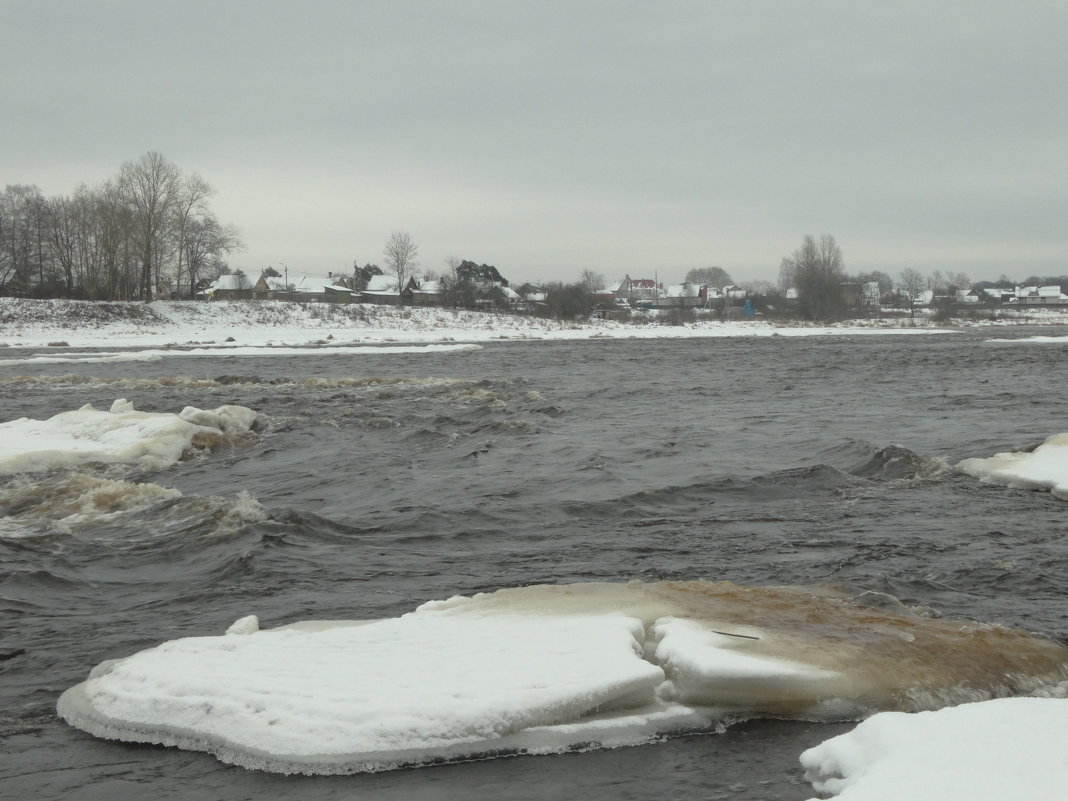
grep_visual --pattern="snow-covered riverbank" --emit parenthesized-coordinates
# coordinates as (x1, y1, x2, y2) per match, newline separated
(7, 297, 1062, 349)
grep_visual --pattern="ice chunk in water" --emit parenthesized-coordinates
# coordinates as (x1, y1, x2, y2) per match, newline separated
(57, 581, 1068, 775)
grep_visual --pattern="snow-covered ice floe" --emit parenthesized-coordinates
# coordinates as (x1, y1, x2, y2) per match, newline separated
(57, 581, 1068, 775)
(800, 697, 1068, 801)
(984, 335, 1068, 344)
(957, 433, 1068, 500)
(0, 399, 258, 475)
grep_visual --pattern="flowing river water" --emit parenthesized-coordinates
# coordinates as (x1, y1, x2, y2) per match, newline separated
(2, 328, 1067, 800)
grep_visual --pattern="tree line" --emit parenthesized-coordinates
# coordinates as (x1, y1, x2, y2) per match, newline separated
(0, 152, 242, 301)
(777, 234, 1068, 321)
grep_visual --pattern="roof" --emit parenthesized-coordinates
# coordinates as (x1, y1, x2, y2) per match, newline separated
(663, 284, 702, 298)
(210, 274, 247, 291)
(365, 275, 401, 293)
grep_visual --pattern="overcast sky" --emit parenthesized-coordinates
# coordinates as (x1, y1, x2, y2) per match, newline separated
(3, 1, 1066, 286)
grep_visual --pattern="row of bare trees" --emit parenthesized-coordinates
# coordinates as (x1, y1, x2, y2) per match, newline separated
(0, 152, 242, 301)
(777, 234, 988, 321)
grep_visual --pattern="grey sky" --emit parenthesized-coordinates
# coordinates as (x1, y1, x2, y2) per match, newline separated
(3, 0, 1066, 286)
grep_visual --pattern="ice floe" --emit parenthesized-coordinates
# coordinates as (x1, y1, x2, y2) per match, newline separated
(57, 581, 1068, 775)
(0, 399, 258, 475)
(800, 697, 1068, 800)
(984, 335, 1068, 344)
(957, 433, 1068, 500)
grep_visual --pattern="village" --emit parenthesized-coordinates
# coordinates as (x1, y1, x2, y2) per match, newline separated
(202, 264, 1068, 320)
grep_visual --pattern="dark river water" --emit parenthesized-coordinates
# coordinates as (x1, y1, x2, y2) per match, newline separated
(2, 329, 1067, 800)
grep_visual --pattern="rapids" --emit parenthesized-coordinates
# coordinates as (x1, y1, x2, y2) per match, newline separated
(2, 327, 1067, 799)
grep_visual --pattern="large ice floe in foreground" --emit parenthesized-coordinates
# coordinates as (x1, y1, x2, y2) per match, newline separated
(57, 581, 1068, 775)
(800, 697, 1068, 800)
(0, 399, 257, 475)
(957, 432, 1068, 500)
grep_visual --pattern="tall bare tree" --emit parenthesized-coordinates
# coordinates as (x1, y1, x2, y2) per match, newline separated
(183, 214, 243, 296)
(382, 230, 419, 295)
(777, 256, 796, 294)
(788, 234, 846, 321)
(899, 268, 926, 318)
(119, 152, 181, 301)
(172, 173, 216, 298)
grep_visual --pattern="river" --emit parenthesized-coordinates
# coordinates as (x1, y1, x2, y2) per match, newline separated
(2, 328, 1066, 800)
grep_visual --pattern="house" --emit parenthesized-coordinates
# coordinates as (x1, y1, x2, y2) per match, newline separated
(409, 278, 443, 307)
(900, 288, 934, 307)
(616, 275, 661, 307)
(361, 274, 403, 305)
(982, 287, 1016, 304)
(659, 283, 705, 308)
(1012, 285, 1068, 305)
(251, 270, 357, 302)
(955, 289, 980, 304)
(475, 284, 522, 310)
(204, 273, 254, 300)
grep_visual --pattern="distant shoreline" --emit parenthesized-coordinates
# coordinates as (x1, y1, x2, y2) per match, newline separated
(1, 297, 1065, 350)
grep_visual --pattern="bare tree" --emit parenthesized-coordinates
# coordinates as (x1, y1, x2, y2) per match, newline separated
(119, 152, 181, 301)
(382, 230, 419, 295)
(580, 269, 605, 295)
(899, 268, 926, 318)
(777, 256, 796, 294)
(172, 173, 216, 298)
(788, 234, 846, 321)
(184, 214, 243, 297)
(946, 271, 971, 292)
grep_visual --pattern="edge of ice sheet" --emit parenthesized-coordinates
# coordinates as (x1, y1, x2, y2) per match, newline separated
(800, 697, 1068, 801)
(56, 581, 1068, 775)
(58, 585, 1068, 777)
(957, 432, 1068, 500)
(58, 612, 690, 774)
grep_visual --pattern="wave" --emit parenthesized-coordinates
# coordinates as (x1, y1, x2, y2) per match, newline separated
(0, 470, 267, 542)
(569, 444, 947, 516)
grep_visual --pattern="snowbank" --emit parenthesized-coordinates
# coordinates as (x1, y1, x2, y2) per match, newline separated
(957, 433, 1068, 500)
(57, 581, 1068, 775)
(800, 697, 1068, 800)
(0, 298, 964, 349)
(0, 399, 258, 475)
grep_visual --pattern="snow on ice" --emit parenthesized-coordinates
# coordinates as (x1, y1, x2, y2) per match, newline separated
(0, 399, 257, 475)
(800, 697, 1068, 801)
(957, 433, 1068, 500)
(57, 581, 1068, 775)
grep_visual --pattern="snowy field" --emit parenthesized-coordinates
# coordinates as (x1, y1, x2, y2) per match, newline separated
(0, 297, 1006, 349)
